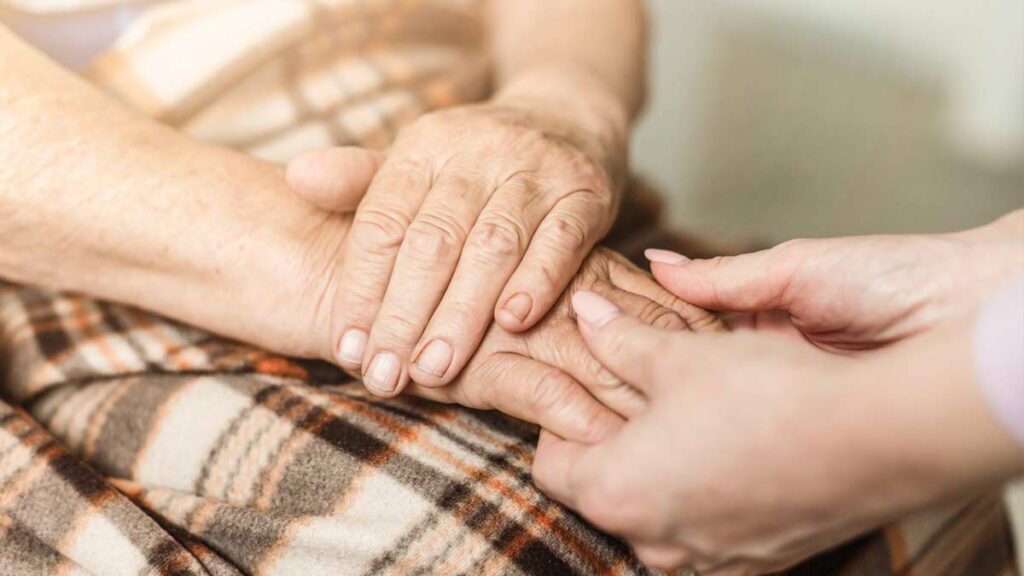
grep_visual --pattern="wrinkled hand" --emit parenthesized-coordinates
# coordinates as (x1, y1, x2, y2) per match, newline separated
(645, 210, 1023, 351)
(287, 96, 627, 397)
(533, 291, 1022, 574)
(252, 159, 720, 443)
(403, 247, 724, 442)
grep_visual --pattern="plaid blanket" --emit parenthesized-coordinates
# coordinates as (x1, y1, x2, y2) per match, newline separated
(0, 0, 1019, 573)
(0, 230, 1018, 575)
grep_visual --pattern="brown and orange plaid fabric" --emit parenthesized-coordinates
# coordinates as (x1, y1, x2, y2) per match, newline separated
(0, 236, 1019, 575)
(0, 0, 1020, 573)
(0, 280, 651, 574)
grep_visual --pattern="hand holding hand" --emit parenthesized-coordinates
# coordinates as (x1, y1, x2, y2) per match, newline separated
(408, 247, 724, 443)
(646, 210, 1023, 351)
(532, 292, 1022, 574)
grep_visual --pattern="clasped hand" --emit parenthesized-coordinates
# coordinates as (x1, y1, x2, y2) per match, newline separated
(533, 212, 1024, 575)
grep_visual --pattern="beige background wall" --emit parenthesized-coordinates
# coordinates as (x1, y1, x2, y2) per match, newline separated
(632, 0, 1024, 246)
(629, 3, 1024, 568)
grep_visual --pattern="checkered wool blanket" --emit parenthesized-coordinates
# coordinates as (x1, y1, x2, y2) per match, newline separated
(0, 232, 1017, 575)
(0, 0, 1019, 574)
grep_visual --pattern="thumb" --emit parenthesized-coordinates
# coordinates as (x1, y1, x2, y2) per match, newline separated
(286, 147, 386, 212)
(644, 244, 806, 312)
(571, 291, 673, 393)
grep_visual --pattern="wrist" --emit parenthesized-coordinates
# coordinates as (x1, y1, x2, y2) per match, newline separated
(495, 65, 631, 136)
(172, 157, 350, 361)
(835, 319, 1023, 521)
(492, 66, 631, 186)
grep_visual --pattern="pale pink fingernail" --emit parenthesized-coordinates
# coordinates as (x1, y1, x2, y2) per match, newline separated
(415, 339, 453, 377)
(645, 248, 690, 265)
(365, 352, 401, 393)
(502, 293, 533, 323)
(571, 291, 621, 328)
(337, 329, 367, 365)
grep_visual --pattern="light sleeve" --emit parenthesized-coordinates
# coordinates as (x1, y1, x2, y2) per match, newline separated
(974, 273, 1024, 448)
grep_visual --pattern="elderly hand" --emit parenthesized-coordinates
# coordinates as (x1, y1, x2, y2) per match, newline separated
(645, 210, 1023, 351)
(287, 77, 628, 397)
(532, 291, 1023, 574)
(407, 247, 724, 442)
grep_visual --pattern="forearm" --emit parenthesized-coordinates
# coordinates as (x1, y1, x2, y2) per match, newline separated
(0, 28, 347, 357)
(487, 0, 647, 138)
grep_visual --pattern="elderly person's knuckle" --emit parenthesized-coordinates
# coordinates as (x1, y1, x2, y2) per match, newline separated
(528, 369, 578, 416)
(572, 156, 609, 189)
(535, 260, 565, 294)
(499, 172, 541, 201)
(354, 207, 410, 252)
(518, 128, 556, 152)
(471, 216, 525, 258)
(636, 301, 686, 331)
(686, 309, 725, 333)
(545, 212, 590, 252)
(404, 214, 467, 263)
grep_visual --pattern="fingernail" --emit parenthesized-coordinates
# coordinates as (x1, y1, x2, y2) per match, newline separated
(645, 248, 690, 265)
(571, 291, 621, 328)
(502, 293, 533, 323)
(337, 329, 367, 365)
(365, 352, 401, 393)
(415, 339, 453, 377)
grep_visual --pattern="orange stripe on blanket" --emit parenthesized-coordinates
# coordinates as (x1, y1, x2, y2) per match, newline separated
(310, 389, 614, 575)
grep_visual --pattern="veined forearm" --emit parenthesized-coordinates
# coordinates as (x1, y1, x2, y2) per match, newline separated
(0, 27, 195, 289)
(0, 27, 348, 357)
(487, 0, 648, 123)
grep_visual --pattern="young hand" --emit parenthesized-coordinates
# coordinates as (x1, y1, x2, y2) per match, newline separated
(532, 292, 1023, 574)
(646, 210, 1023, 351)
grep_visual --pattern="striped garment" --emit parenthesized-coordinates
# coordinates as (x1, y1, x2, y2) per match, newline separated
(0, 0, 1019, 573)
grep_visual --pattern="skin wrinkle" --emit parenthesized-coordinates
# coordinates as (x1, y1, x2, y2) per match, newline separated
(471, 218, 525, 258)
(292, 0, 644, 397)
(0, 0, 665, 453)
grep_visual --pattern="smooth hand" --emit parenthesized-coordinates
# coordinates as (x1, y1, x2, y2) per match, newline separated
(532, 292, 1023, 574)
(287, 85, 628, 397)
(645, 210, 1024, 351)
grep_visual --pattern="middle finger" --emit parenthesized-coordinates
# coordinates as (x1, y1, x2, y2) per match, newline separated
(408, 175, 550, 386)
(361, 172, 488, 396)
